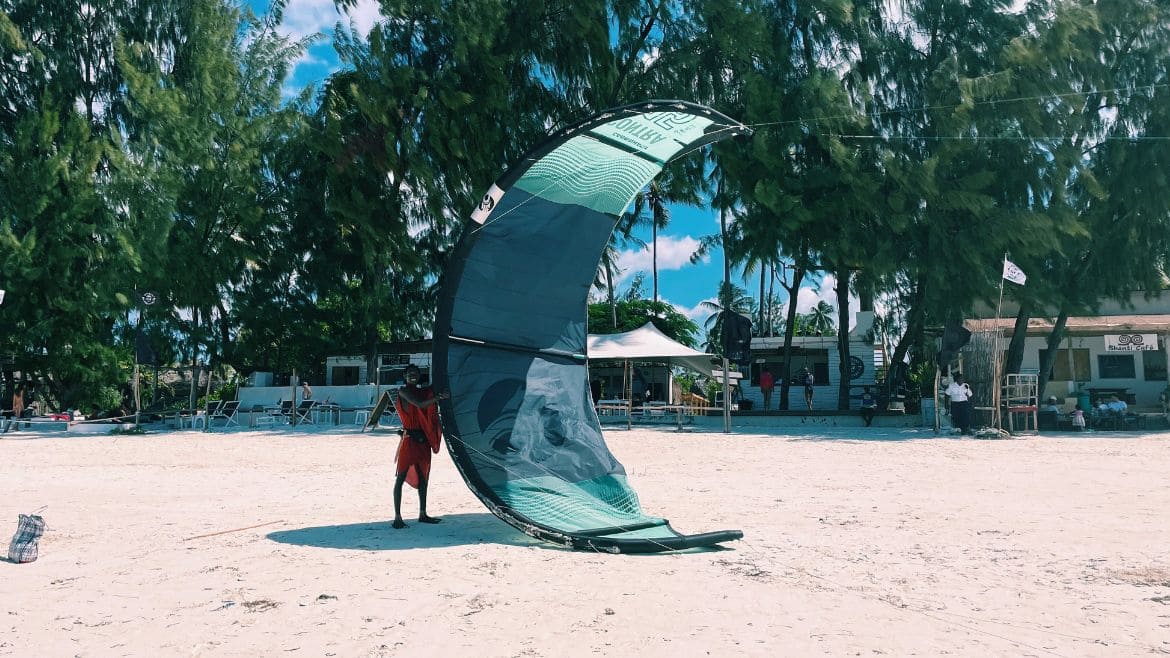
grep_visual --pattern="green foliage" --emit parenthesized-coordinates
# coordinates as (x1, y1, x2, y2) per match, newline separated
(587, 298, 700, 348)
(3, 0, 1170, 412)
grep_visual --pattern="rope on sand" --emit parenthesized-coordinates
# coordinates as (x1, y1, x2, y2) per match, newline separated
(183, 520, 284, 541)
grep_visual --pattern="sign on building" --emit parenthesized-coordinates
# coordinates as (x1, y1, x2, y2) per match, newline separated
(1104, 333, 1158, 351)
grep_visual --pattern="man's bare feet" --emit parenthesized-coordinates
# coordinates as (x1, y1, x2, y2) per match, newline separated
(392, 519, 407, 529)
(418, 515, 442, 524)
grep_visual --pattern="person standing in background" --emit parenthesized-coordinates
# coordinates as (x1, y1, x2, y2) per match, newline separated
(759, 367, 774, 413)
(859, 386, 878, 427)
(801, 368, 815, 411)
(945, 374, 974, 435)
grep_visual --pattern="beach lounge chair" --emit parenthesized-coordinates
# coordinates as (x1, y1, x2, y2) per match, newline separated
(208, 400, 241, 428)
(192, 400, 222, 429)
(294, 400, 317, 425)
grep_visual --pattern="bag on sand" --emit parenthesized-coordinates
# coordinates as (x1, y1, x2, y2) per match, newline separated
(8, 514, 45, 563)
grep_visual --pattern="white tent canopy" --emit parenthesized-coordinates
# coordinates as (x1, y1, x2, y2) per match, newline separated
(587, 322, 715, 374)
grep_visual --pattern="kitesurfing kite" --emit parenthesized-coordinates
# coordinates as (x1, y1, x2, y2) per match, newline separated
(433, 101, 752, 553)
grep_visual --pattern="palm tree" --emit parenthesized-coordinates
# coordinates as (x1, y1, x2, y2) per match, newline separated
(805, 300, 836, 336)
(629, 182, 670, 303)
(699, 281, 754, 357)
(594, 213, 645, 329)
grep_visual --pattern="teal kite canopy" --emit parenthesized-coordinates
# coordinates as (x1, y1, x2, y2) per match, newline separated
(433, 101, 751, 553)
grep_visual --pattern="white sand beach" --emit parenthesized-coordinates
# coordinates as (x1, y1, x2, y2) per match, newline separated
(2, 424, 1169, 657)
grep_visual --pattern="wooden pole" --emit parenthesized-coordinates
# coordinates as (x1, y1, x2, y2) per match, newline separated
(290, 369, 298, 427)
(722, 357, 731, 433)
(992, 255, 1007, 431)
(932, 367, 941, 434)
(624, 361, 632, 431)
(133, 362, 141, 428)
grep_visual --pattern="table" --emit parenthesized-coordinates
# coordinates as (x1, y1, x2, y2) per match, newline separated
(255, 406, 285, 427)
(312, 403, 341, 425)
(596, 399, 628, 416)
(651, 404, 691, 431)
(169, 409, 198, 429)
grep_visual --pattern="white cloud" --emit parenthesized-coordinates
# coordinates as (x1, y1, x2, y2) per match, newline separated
(613, 234, 706, 287)
(779, 274, 862, 330)
(279, 0, 381, 39)
(793, 284, 823, 314)
(342, 1, 382, 34)
(762, 272, 865, 327)
(668, 297, 717, 324)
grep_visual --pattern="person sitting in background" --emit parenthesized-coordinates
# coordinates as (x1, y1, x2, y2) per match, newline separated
(1037, 396, 1062, 431)
(1092, 398, 1110, 421)
(1106, 395, 1127, 416)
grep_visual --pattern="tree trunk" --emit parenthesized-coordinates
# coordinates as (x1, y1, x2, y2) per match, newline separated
(1036, 307, 1070, 402)
(836, 267, 852, 410)
(188, 308, 200, 411)
(778, 266, 806, 411)
(758, 266, 766, 332)
(887, 276, 925, 403)
(1003, 301, 1032, 376)
(365, 325, 379, 385)
(605, 260, 617, 330)
(767, 264, 776, 337)
(652, 222, 658, 303)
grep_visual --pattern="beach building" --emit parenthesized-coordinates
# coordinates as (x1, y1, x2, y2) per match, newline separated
(322, 340, 433, 386)
(739, 310, 885, 412)
(965, 291, 1170, 410)
(314, 330, 707, 407)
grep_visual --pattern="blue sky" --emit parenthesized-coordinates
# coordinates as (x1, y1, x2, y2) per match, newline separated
(250, 0, 851, 328)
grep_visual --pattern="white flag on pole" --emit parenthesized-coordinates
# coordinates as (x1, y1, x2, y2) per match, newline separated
(1002, 259, 1027, 285)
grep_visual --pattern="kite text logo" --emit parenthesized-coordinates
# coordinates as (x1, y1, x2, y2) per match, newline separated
(646, 112, 697, 131)
(611, 118, 669, 146)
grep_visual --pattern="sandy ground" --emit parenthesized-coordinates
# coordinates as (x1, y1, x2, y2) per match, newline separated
(2, 423, 1169, 657)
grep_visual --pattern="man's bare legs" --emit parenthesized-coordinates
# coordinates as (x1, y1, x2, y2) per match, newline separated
(417, 475, 440, 524)
(392, 469, 441, 528)
(392, 471, 408, 528)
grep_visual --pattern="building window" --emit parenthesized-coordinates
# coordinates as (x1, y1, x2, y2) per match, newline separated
(1097, 354, 1136, 379)
(1143, 349, 1167, 381)
(1038, 348, 1090, 382)
(331, 366, 360, 386)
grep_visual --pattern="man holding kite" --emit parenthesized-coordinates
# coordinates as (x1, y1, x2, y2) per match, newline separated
(391, 364, 449, 529)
